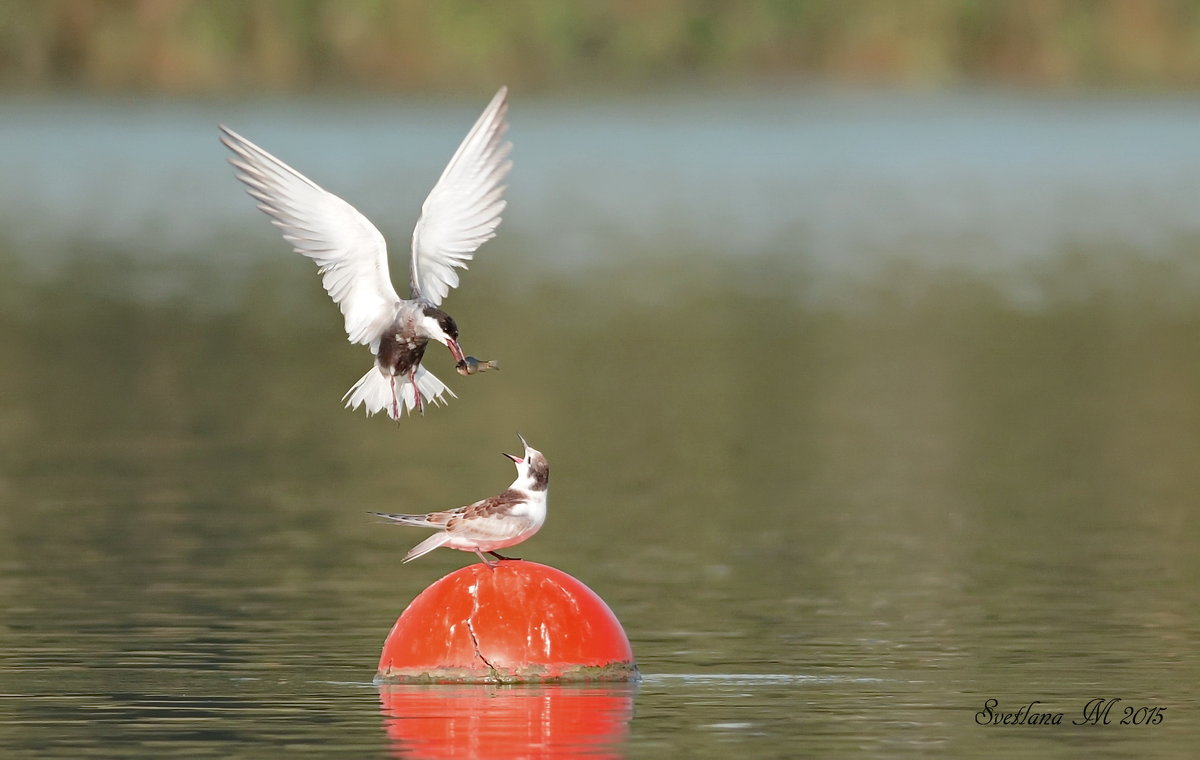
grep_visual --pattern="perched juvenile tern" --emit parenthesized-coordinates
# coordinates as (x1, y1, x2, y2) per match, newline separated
(372, 435, 549, 568)
(219, 87, 512, 419)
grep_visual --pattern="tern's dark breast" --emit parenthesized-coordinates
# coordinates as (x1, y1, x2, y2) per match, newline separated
(377, 330, 429, 376)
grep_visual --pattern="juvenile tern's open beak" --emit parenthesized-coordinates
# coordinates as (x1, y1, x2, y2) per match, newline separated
(504, 434, 529, 463)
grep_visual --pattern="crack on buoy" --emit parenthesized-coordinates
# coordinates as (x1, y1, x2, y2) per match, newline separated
(464, 581, 498, 676)
(464, 616, 497, 673)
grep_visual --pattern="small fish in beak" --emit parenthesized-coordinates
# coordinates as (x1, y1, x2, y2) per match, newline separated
(456, 356, 501, 376)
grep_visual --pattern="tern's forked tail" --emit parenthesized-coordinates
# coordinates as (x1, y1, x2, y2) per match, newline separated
(342, 365, 456, 420)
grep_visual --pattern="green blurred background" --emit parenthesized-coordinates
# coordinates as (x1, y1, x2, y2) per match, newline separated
(5, 0, 1200, 93)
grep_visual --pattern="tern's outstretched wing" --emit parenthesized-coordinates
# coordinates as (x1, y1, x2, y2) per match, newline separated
(409, 87, 513, 306)
(219, 126, 401, 346)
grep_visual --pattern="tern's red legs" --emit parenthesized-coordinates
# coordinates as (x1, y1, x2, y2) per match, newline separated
(409, 367, 423, 415)
(388, 370, 426, 419)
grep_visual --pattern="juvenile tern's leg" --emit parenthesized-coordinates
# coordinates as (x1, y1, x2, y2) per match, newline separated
(473, 548, 498, 569)
(389, 375, 400, 419)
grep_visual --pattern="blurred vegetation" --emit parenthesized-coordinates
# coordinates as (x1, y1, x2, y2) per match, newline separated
(3, 0, 1200, 92)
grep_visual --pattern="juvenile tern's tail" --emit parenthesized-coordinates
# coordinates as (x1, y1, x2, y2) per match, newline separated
(403, 532, 451, 563)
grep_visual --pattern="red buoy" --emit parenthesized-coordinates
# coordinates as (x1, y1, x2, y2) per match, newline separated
(376, 561, 637, 683)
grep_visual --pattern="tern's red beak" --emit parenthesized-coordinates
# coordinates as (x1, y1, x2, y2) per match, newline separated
(447, 338, 466, 366)
(503, 452, 523, 464)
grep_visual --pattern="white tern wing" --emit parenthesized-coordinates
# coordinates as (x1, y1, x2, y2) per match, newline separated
(219, 126, 401, 346)
(409, 87, 513, 305)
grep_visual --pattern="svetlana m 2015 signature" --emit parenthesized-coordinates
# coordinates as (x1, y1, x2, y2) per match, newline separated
(974, 698, 1167, 726)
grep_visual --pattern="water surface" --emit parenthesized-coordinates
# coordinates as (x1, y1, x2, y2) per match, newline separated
(1, 90, 1198, 758)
